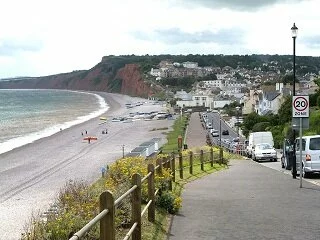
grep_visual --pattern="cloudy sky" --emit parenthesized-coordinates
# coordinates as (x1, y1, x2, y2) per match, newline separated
(0, 0, 319, 78)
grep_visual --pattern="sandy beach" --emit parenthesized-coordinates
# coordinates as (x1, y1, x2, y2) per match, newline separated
(0, 92, 174, 239)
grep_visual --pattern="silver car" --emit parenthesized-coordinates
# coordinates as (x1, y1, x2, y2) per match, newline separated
(295, 135, 320, 178)
(252, 143, 277, 162)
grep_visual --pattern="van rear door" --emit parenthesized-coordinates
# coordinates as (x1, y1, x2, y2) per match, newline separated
(309, 137, 320, 170)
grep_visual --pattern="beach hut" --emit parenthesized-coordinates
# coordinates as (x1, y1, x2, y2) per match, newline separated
(139, 141, 156, 157)
(130, 146, 148, 158)
(125, 152, 142, 157)
(151, 138, 162, 151)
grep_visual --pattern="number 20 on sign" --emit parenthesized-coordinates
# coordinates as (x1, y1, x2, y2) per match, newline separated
(292, 96, 309, 118)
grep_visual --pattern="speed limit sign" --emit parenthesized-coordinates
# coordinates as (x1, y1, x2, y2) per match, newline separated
(292, 96, 309, 118)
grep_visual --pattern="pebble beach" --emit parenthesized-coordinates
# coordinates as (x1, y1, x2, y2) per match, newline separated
(0, 92, 173, 239)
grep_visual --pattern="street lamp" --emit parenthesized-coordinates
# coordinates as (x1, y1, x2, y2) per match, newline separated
(291, 22, 298, 179)
(235, 106, 240, 140)
(219, 109, 223, 162)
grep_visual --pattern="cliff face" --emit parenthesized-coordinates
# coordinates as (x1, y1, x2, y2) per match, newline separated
(0, 59, 153, 98)
(116, 64, 152, 97)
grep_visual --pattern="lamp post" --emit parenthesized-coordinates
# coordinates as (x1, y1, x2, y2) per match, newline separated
(291, 23, 298, 179)
(235, 106, 240, 140)
(219, 109, 223, 162)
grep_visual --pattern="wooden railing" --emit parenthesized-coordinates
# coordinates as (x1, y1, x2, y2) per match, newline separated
(69, 148, 223, 240)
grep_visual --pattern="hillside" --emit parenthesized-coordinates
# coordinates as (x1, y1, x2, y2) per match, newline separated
(0, 57, 155, 98)
(1, 54, 320, 98)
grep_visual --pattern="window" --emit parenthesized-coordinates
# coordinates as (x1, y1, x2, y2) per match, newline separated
(195, 97, 200, 100)
(296, 139, 306, 151)
(309, 138, 320, 150)
(202, 97, 206, 101)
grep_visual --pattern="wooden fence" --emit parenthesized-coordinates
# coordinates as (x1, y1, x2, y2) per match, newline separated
(69, 148, 223, 240)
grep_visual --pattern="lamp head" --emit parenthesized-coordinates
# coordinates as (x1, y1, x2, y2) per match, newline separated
(291, 23, 298, 38)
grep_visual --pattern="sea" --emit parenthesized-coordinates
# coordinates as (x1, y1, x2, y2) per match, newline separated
(0, 89, 109, 155)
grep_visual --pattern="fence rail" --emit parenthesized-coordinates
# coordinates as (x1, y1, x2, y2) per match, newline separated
(69, 148, 225, 240)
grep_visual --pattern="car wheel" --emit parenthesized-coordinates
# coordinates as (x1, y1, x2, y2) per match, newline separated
(302, 166, 310, 178)
(273, 158, 277, 162)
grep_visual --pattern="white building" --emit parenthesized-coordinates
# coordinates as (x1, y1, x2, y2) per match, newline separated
(202, 80, 223, 88)
(150, 68, 161, 77)
(182, 61, 198, 68)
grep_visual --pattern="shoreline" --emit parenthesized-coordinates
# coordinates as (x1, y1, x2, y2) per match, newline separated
(0, 90, 109, 156)
(0, 92, 173, 239)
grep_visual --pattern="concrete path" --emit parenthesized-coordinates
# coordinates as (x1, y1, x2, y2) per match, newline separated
(185, 112, 207, 148)
(168, 159, 320, 240)
(170, 111, 320, 240)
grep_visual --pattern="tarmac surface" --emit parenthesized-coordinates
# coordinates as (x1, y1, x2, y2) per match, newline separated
(169, 112, 320, 240)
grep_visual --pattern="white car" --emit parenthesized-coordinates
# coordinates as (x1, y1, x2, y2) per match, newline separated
(211, 129, 219, 137)
(252, 143, 277, 162)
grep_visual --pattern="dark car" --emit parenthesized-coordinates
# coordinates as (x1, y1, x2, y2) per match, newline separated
(222, 130, 229, 135)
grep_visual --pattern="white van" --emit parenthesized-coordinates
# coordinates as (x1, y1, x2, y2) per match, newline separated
(246, 131, 274, 158)
(295, 135, 320, 178)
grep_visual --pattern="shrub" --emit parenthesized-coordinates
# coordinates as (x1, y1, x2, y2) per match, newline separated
(157, 191, 182, 214)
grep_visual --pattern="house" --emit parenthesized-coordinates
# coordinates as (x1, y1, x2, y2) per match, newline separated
(174, 90, 193, 101)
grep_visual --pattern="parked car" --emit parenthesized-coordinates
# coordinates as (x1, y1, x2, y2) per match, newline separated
(252, 143, 277, 162)
(211, 130, 219, 137)
(222, 130, 229, 135)
(246, 131, 274, 158)
(295, 135, 320, 178)
(280, 139, 293, 170)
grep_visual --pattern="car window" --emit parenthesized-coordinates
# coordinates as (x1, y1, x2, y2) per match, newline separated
(309, 138, 320, 150)
(296, 139, 306, 151)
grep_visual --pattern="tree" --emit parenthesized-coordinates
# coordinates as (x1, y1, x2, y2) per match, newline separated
(277, 96, 292, 124)
(252, 122, 270, 132)
(282, 74, 299, 85)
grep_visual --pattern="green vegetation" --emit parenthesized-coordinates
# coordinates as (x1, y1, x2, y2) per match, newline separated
(241, 86, 320, 147)
(160, 114, 189, 154)
(107, 78, 122, 92)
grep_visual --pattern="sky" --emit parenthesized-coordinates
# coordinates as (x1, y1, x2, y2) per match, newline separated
(0, 0, 319, 79)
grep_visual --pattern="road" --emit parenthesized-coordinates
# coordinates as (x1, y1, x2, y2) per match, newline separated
(201, 112, 243, 150)
(259, 157, 320, 187)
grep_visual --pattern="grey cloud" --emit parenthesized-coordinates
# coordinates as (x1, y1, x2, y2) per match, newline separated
(133, 28, 245, 45)
(0, 39, 43, 56)
(303, 36, 320, 49)
(179, 0, 307, 11)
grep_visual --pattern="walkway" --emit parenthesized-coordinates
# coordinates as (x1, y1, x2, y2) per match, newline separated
(168, 159, 320, 240)
(169, 111, 320, 240)
(185, 112, 207, 149)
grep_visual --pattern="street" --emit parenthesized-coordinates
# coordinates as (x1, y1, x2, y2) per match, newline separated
(259, 156, 320, 187)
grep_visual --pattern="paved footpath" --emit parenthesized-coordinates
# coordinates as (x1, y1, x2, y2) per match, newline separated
(185, 112, 207, 148)
(170, 112, 320, 240)
(168, 159, 320, 240)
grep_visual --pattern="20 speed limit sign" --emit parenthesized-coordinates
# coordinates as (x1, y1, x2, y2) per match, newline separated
(292, 96, 309, 118)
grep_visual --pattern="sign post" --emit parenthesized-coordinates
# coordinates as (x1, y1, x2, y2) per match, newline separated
(292, 95, 309, 188)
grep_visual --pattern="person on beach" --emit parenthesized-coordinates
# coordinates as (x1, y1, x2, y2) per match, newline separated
(85, 130, 87, 134)
(81, 132, 83, 136)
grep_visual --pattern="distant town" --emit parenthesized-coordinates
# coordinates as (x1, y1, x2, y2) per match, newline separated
(148, 59, 319, 117)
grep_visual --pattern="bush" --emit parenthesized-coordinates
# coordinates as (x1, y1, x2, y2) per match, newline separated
(157, 191, 182, 214)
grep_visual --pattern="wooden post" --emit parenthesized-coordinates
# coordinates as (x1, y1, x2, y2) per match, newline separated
(189, 151, 193, 175)
(100, 191, 115, 240)
(132, 174, 142, 240)
(200, 150, 204, 171)
(210, 147, 214, 167)
(167, 157, 172, 191)
(171, 152, 176, 182)
(219, 147, 223, 164)
(156, 158, 162, 176)
(179, 151, 183, 179)
(148, 164, 155, 222)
